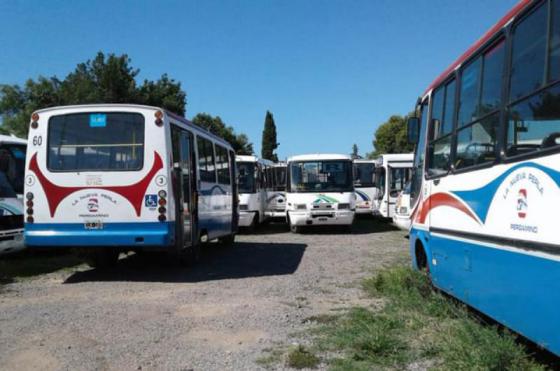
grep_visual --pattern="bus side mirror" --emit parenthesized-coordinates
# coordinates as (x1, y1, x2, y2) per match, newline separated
(407, 117, 420, 144)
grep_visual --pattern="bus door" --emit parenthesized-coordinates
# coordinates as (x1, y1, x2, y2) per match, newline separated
(387, 165, 411, 218)
(172, 128, 197, 247)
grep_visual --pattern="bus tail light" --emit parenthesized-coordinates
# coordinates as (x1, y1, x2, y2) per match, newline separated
(155, 110, 164, 127)
(157, 191, 167, 221)
(26, 216, 34, 223)
(31, 113, 39, 129)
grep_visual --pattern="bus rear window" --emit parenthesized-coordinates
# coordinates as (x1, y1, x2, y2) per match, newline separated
(47, 112, 145, 172)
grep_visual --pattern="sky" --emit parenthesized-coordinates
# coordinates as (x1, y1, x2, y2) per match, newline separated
(0, 0, 518, 160)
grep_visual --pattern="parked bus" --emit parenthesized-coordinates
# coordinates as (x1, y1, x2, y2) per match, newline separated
(352, 159, 376, 215)
(0, 135, 27, 255)
(406, 0, 560, 355)
(236, 155, 273, 230)
(286, 154, 355, 233)
(24, 104, 238, 267)
(265, 162, 288, 220)
(392, 182, 412, 231)
(372, 154, 413, 218)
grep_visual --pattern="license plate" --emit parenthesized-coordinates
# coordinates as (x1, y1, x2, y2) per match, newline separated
(318, 217, 328, 222)
(84, 221, 103, 230)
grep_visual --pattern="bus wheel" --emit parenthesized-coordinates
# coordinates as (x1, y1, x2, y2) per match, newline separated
(218, 234, 235, 246)
(290, 224, 301, 233)
(86, 250, 120, 269)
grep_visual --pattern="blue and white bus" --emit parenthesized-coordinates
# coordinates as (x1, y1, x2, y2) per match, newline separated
(24, 104, 238, 267)
(407, 0, 560, 355)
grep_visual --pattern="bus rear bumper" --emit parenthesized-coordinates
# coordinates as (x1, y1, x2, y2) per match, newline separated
(24, 222, 174, 247)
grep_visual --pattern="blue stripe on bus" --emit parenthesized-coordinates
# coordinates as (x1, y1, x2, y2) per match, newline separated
(410, 227, 560, 355)
(452, 162, 560, 224)
(25, 222, 174, 247)
(355, 189, 370, 201)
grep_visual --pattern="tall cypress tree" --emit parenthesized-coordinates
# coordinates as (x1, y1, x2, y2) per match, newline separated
(261, 110, 278, 161)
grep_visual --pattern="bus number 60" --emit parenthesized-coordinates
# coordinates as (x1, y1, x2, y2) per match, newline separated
(33, 136, 42, 146)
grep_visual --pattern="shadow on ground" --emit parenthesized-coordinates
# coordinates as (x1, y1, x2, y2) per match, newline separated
(64, 241, 307, 284)
(0, 250, 83, 282)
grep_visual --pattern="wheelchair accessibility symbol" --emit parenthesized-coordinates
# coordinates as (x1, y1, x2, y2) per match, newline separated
(145, 194, 158, 208)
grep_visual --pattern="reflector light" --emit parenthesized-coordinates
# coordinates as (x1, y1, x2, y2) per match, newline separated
(158, 198, 167, 206)
(155, 110, 163, 119)
(26, 216, 34, 223)
(31, 113, 39, 121)
(158, 206, 166, 214)
(158, 214, 166, 222)
(158, 190, 167, 198)
(26, 192, 34, 200)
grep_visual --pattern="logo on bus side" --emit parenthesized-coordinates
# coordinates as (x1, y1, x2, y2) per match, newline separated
(516, 189, 527, 219)
(87, 198, 99, 213)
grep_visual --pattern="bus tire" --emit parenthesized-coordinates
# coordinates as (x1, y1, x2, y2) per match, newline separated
(290, 224, 301, 233)
(86, 250, 120, 269)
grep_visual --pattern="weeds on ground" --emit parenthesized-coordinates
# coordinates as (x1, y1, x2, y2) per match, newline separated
(286, 345, 320, 369)
(312, 266, 546, 370)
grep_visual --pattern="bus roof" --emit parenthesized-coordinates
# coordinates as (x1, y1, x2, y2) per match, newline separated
(235, 155, 276, 166)
(353, 158, 376, 164)
(33, 104, 234, 149)
(423, 0, 531, 96)
(0, 134, 26, 145)
(287, 153, 352, 162)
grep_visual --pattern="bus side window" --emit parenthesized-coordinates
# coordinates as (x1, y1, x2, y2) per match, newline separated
(428, 80, 455, 177)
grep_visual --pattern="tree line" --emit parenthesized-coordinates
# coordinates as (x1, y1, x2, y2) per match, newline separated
(0, 52, 283, 157)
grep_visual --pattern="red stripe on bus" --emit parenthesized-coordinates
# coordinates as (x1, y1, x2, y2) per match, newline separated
(417, 192, 479, 225)
(28, 152, 164, 217)
(424, 0, 531, 95)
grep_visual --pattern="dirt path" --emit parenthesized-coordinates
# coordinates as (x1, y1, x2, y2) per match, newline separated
(0, 219, 408, 370)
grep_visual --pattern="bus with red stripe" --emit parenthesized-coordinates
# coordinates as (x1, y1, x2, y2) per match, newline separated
(407, 0, 560, 355)
(24, 104, 238, 267)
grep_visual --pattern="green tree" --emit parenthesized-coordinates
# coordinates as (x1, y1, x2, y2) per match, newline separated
(0, 52, 186, 137)
(261, 110, 278, 161)
(192, 113, 253, 155)
(351, 143, 360, 159)
(371, 114, 414, 157)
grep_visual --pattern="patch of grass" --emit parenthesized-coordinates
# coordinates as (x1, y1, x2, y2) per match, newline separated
(256, 347, 286, 368)
(0, 251, 84, 284)
(309, 265, 547, 370)
(286, 345, 320, 369)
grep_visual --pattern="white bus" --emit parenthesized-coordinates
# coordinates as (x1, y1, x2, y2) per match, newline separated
(24, 104, 238, 267)
(0, 135, 27, 255)
(265, 162, 287, 219)
(392, 182, 412, 231)
(352, 159, 376, 215)
(372, 153, 413, 218)
(286, 154, 355, 233)
(236, 155, 273, 230)
(407, 0, 560, 355)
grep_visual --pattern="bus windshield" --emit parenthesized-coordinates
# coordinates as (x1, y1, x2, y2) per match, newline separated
(353, 163, 375, 187)
(238, 162, 256, 193)
(273, 166, 287, 191)
(47, 112, 145, 172)
(0, 143, 26, 194)
(289, 160, 353, 193)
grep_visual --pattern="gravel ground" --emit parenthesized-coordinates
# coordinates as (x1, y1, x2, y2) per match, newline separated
(0, 218, 408, 371)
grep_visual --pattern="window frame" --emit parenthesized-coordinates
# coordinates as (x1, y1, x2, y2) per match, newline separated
(503, 0, 560, 163)
(426, 75, 457, 180)
(196, 135, 217, 183)
(46, 111, 146, 173)
(215, 144, 231, 185)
